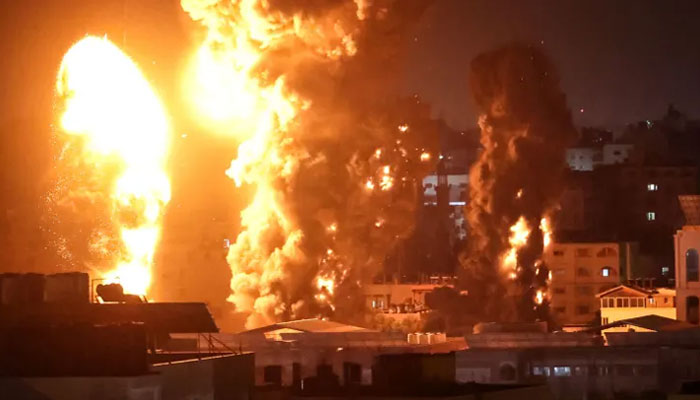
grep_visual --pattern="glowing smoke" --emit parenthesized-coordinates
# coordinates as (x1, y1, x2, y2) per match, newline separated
(461, 44, 576, 322)
(181, 0, 434, 328)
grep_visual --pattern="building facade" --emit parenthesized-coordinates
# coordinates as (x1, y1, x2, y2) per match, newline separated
(545, 242, 635, 326)
(597, 285, 676, 331)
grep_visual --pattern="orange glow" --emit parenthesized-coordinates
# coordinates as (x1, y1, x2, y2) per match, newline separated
(420, 152, 431, 162)
(56, 36, 171, 296)
(180, 0, 368, 325)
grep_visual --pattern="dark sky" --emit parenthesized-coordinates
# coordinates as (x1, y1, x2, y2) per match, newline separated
(404, 0, 700, 130)
(1, 0, 700, 130)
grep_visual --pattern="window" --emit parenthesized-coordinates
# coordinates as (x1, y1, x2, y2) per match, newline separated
(553, 250, 565, 256)
(553, 287, 566, 294)
(553, 306, 566, 314)
(532, 366, 543, 376)
(647, 212, 656, 221)
(553, 268, 566, 276)
(499, 364, 516, 381)
(576, 248, 591, 257)
(576, 268, 590, 277)
(616, 298, 623, 307)
(553, 366, 571, 377)
(602, 317, 609, 325)
(597, 247, 618, 257)
(687, 249, 699, 282)
(687, 296, 699, 324)
(575, 286, 593, 295)
(615, 365, 634, 377)
(662, 266, 670, 276)
(601, 267, 612, 277)
(574, 366, 586, 376)
(622, 298, 629, 307)
(343, 362, 362, 386)
(263, 365, 283, 386)
(647, 183, 658, 191)
(576, 305, 590, 315)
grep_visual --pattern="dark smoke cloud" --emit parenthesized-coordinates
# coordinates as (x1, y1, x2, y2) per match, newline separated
(460, 44, 576, 323)
(183, 0, 436, 328)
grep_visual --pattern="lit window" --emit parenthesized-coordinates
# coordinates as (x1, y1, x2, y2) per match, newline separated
(662, 266, 670, 276)
(647, 183, 658, 191)
(532, 366, 543, 376)
(601, 267, 612, 277)
(553, 366, 571, 377)
(647, 212, 656, 221)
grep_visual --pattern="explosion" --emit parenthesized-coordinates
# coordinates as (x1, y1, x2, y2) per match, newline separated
(461, 44, 575, 322)
(181, 0, 434, 328)
(51, 36, 171, 296)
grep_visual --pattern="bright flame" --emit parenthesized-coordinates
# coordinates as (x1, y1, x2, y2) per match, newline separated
(501, 216, 530, 276)
(181, 0, 367, 326)
(56, 36, 171, 296)
(540, 217, 552, 249)
(420, 152, 431, 162)
(535, 290, 544, 305)
(317, 276, 335, 296)
(398, 124, 409, 133)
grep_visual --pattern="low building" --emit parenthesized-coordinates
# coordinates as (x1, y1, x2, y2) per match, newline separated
(597, 284, 676, 330)
(208, 318, 464, 387)
(544, 242, 636, 326)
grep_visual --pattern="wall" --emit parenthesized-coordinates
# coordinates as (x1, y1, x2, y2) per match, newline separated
(675, 226, 700, 322)
(545, 243, 622, 325)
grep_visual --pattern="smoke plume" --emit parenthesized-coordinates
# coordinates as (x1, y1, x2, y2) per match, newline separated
(182, 0, 435, 328)
(461, 44, 576, 322)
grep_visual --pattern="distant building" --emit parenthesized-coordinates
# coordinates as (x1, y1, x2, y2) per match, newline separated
(596, 285, 676, 333)
(544, 242, 637, 326)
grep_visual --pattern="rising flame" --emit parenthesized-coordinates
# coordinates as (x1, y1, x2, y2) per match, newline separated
(56, 36, 171, 296)
(181, 0, 369, 327)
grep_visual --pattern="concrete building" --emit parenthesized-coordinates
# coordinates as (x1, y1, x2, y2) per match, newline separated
(597, 284, 676, 329)
(208, 318, 464, 388)
(545, 242, 635, 326)
(674, 195, 700, 324)
(458, 322, 700, 399)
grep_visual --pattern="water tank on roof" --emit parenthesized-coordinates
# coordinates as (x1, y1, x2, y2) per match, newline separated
(21, 274, 45, 304)
(0, 274, 22, 305)
(45, 272, 90, 304)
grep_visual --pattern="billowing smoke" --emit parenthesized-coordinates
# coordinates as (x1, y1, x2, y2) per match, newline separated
(461, 44, 576, 322)
(182, 0, 435, 328)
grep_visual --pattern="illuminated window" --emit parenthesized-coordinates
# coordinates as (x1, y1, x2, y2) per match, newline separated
(553, 366, 571, 377)
(601, 267, 612, 277)
(646, 212, 656, 221)
(662, 266, 670, 276)
(647, 183, 658, 191)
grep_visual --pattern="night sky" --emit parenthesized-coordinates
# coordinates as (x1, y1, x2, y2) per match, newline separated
(2, 1, 700, 130)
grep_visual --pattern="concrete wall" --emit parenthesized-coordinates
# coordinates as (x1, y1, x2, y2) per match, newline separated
(544, 242, 622, 325)
(675, 227, 700, 323)
(0, 353, 254, 400)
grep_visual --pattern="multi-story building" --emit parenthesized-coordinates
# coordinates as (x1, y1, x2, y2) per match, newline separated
(674, 195, 700, 324)
(544, 242, 636, 326)
(596, 285, 676, 330)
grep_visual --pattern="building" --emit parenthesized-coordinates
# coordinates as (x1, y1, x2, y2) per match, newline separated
(458, 321, 700, 399)
(597, 285, 676, 329)
(363, 279, 454, 312)
(207, 318, 464, 388)
(674, 195, 700, 323)
(544, 242, 635, 326)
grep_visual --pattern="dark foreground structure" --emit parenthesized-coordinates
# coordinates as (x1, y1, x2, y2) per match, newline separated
(0, 272, 254, 400)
